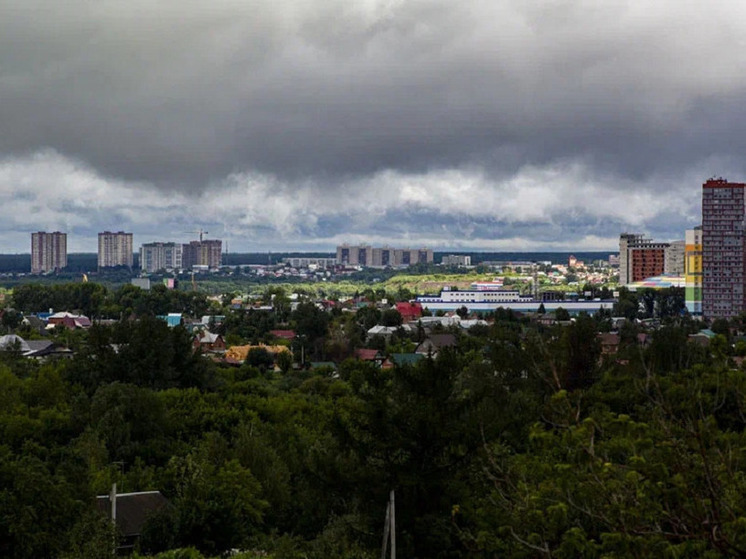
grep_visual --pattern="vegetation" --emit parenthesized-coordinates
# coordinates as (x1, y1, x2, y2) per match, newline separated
(3, 281, 742, 558)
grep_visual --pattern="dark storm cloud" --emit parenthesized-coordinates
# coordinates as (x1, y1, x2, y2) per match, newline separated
(2, 1, 746, 252)
(3, 0, 746, 191)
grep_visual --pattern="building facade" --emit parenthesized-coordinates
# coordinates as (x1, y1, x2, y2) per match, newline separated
(140, 242, 183, 273)
(31, 231, 67, 274)
(685, 227, 703, 316)
(702, 178, 746, 318)
(282, 257, 337, 269)
(98, 231, 133, 268)
(441, 254, 472, 266)
(182, 239, 222, 269)
(336, 244, 372, 266)
(336, 244, 433, 267)
(618, 233, 683, 286)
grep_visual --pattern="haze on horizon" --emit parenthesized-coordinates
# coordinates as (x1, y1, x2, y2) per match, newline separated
(1, 0, 744, 253)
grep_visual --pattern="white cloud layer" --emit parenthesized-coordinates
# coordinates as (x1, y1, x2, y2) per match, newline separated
(0, 150, 704, 252)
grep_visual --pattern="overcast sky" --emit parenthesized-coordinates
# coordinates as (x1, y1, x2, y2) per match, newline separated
(1, 0, 745, 253)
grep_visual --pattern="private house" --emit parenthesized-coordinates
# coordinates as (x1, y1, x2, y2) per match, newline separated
(192, 332, 226, 353)
(396, 301, 423, 322)
(0, 334, 69, 359)
(157, 313, 183, 328)
(21, 315, 47, 335)
(47, 311, 92, 329)
(96, 490, 169, 553)
(598, 333, 621, 356)
(390, 353, 425, 367)
(415, 333, 458, 358)
(354, 348, 386, 367)
(270, 329, 296, 341)
(366, 325, 399, 340)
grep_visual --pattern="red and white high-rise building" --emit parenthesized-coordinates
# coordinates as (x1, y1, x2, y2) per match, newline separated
(702, 178, 746, 318)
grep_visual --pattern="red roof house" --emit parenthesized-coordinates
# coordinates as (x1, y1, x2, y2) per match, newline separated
(396, 302, 423, 322)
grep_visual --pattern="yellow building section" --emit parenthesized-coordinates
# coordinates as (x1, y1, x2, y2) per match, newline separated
(685, 228, 702, 315)
(225, 344, 290, 362)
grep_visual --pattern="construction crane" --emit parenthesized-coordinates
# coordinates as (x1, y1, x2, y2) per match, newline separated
(185, 229, 209, 242)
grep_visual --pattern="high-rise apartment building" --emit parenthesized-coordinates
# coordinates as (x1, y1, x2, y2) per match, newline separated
(685, 227, 703, 316)
(140, 242, 183, 273)
(31, 232, 67, 274)
(98, 231, 133, 268)
(182, 239, 222, 269)
(702, 178, 746, 318)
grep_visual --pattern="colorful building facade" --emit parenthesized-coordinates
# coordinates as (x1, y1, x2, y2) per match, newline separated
(685, 227, 703, 316)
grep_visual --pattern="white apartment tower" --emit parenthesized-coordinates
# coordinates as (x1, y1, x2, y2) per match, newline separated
(140, 242, 183, 273)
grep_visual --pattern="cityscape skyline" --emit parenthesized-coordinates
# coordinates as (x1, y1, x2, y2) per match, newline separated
(1, 2, 741, 253)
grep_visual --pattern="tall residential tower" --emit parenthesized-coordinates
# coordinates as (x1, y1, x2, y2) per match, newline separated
(31, 231, 67, 274)
(98, 231, 133, 268)
(702, 178, 746, 318)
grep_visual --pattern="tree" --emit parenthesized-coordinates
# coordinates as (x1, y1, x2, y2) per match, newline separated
(276, 350, 293, 373)
(329, 350, 500, 557)
(380, 308, 403, 327)
(562, 313, 601, 390)
(473, 366, 746, 558)
(1, 309, 22, 332)
(247, 347, 274, 371)
(355, 306, 381, 330)
(555, 307, 570, 321)
(166, 451, 267, 555)
(293, 302, 329, 360)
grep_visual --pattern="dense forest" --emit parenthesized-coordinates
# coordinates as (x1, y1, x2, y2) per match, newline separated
(0, 251, 614, 274)
(1, 283, 744, 557)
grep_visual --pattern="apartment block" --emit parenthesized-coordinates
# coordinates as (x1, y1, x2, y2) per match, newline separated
(702, 178, 746, 318)
(182, 239, 222, 269)
(31, 231, 67, 274)
(98, 231, 133, 268)
(336, 244, 433, 267)
(140, 242, 183, 273)
(282, 257, 337, 269)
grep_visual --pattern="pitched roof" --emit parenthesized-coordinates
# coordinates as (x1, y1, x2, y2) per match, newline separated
(196, 332, 221, 344)
(426, 333, 457, 348)
(354, 348, 382, 361)
(0, 334, 30, 353)
(367, 325, 398, 336)
(270, 329, 296, 340)
(391, 353, 425, 366)
(95, 491, 169, 537)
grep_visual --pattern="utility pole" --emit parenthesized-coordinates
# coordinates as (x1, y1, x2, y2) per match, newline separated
(381, 489, 396, 559)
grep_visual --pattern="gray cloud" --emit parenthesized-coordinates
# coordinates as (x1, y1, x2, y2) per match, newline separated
(1, 1, 745, 250)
